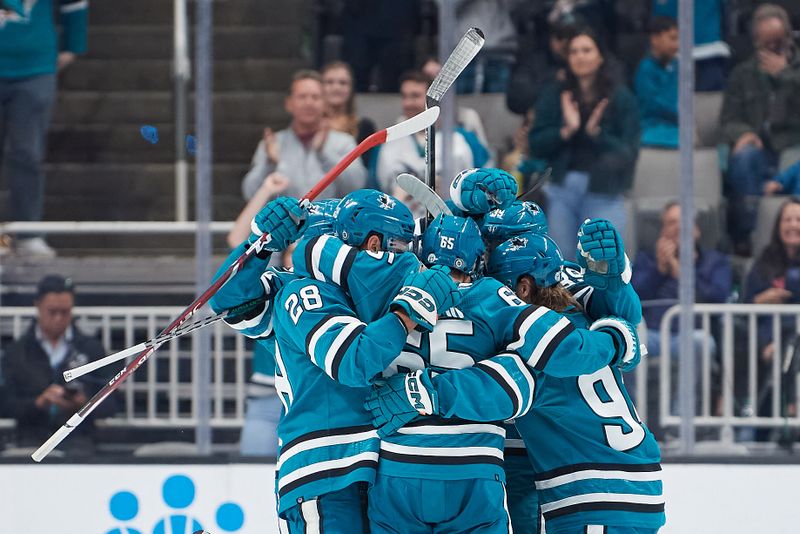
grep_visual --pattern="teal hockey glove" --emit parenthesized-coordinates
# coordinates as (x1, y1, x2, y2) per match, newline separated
(365, 370, 438, 437)
(577, 218, 632, 290)
(450, 168, 518, 215)
(250, 196, 308, 252)
(589, 316, 646, 372)
(390, 265, 462, 331)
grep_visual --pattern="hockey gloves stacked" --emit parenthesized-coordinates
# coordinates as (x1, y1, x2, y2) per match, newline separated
(589, 316, 646, 372)
(250, 197, 308, 254)
(391, 265, 462, 331)
(366, 369, 438, 437)
(577, 218, 632, 290)
(450, 168, 518, 215)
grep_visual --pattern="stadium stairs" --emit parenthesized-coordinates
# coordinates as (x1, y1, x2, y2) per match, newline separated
(1, 0, 311, 305)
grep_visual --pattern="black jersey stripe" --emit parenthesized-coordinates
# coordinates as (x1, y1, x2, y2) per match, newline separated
(379, 450, 505, 467)
(534, 321, 576, 371)
(303, 235, 323, 281)
(475, 361, 520, 418)
(280, 425, 377, 455)
(330, 324, 366, 381)
(535, 462, 663, 482)
(339, 248, 358, 294)
(278, 459, 378, 497)
(543, 501, 665, 521)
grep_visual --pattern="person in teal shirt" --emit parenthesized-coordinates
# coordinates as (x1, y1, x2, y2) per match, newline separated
(635, 16, 679, 149)
(0, 0, 87, 257)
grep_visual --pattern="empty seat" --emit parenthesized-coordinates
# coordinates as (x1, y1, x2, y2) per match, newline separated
(752, 195, 791, 258)
(633, 147, 721, 201)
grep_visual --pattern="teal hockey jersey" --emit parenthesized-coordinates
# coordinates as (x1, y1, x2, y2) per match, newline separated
(561, 260, 643, 325)
(271, 276, 410, 515)
(515, 309, 664, 533)
(376, 276, 622, 483)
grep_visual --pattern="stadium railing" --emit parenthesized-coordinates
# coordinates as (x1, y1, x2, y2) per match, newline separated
(0, 307, 248, 428)
(641, 303, 800, 448)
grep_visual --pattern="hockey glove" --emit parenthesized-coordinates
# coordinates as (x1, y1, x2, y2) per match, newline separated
(450, 168, 518, 215)
(589, 316, 646, 372)
(577, 218, 632, 290)
(390, 265, 462, 331)
(365, 369, 438, 437)
(250, 197, 308, 253)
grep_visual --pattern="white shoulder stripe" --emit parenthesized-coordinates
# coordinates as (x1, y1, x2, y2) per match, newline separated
(277, 451, 379, 490)
(528, 315, 571, 368)
(324, 319, 364, 376)
(540, 492, 665, 513)
(479, 359, 524, 418)
(536, 469, 663, 490)
(504, 354, 536, 416)
(507, 307, 549, 350)
(331, 242, 353, 285)
(310, 235, 330, 281)
(307, 316, 362, 364)
(300, 500, 321, 534)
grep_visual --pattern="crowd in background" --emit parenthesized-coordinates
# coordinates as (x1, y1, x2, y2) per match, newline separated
(3, 0, 800, 452)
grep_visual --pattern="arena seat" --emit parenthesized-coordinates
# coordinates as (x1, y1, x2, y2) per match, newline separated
(633, 147, 721, 201)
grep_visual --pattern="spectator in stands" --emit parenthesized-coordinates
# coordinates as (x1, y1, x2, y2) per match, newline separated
(635, 16, 679, 149)
(764, 158, 800, 196)
(721, 4, 800, 256)
(652, 0, 729, 91)
(742, 197, 800, 430)
(630, 201, 731, 404)
(0, 275, 115, 452)
(529, 27, 640, 259)
(419, 57, 492, 150)
(375, 70, 483, 197)
(0, 0, 87, 258)
(241, 70, 367, 202)
(506, 15, 577, 115)
(321, 61, 377, 173)
(453, 0, 518, 94)
(340, 0, 420, 92)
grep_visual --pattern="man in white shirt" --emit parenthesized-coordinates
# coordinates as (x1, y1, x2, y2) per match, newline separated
(241, 69, 367, 201)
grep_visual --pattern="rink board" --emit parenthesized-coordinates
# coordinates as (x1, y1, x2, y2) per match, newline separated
(0, 462, 797, 533)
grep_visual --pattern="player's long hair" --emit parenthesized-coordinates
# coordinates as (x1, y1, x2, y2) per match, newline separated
(527, 278, 582, 313)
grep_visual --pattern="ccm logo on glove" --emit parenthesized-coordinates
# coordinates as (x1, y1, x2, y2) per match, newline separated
(405, 371, 435, 415)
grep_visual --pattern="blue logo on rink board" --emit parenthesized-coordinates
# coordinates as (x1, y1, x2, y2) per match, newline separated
(105, 474, 245, 534)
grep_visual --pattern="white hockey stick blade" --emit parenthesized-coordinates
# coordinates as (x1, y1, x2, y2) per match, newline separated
(31, 412, 83, 462)
(427, 27, 485, 103)
(385, 106, 440, 143)
(396, 173, 452, 217)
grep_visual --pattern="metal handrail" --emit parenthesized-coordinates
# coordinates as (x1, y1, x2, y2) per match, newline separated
(173, 0, 191, 222)
(0, 221, 233, 234)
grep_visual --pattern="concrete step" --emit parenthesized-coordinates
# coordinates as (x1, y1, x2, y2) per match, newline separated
(46, 123, 264, 163)
(89, 0, 310, 27)
(52, 91, 289, 125)
(84, 26, 303, 60)
(60, 58, 308, 92)
(33, 163, 246, 221)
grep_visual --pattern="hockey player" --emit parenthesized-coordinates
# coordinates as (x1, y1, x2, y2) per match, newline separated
(270, 189, 462, 533)
(487, 232, 665, 534)
(362, 213, 642, 534)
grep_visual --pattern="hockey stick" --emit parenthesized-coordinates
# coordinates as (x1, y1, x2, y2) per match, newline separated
(31, 107, 440, 463)
(396, 173, 452, 218)
(63, 296, 267, 382)
(516, 167, 552, 201)
(423, 27, 484, 226)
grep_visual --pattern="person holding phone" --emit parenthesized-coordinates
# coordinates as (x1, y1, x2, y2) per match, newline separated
(720, 3, 800, 256)
(0, 275, 116, 452)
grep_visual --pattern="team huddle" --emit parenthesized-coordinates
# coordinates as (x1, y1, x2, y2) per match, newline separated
(209, 168, 665, 534)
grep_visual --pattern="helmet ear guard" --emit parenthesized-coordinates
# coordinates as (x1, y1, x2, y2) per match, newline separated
(420, 214, 486, 279)
(486, 233, 564, 289)
(333, 189, 415, 251)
